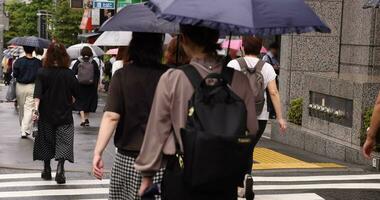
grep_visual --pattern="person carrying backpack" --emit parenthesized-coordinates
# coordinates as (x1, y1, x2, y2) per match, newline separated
(135, 25, 258, 200)
(72, 47, 100, 127)
(228, 36, 287, 199)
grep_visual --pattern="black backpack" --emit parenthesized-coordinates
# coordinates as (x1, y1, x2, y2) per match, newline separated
(176, 65, 253, 191)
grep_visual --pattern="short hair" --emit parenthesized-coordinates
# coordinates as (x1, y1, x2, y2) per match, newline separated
(127, 32, 164, 66)
(43, 43, 70, 68)
(180, 25, 220, 55)
(242, 36, 263, 56)
(35, 48, 44, 56)
(165, 36, 190, 66)
(80, 46, 93, 58)
(23, 46, 35, 54)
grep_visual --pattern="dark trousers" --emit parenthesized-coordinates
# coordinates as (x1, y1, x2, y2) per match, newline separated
(244, 120, 268, 177)
(253, 120, 268, 147)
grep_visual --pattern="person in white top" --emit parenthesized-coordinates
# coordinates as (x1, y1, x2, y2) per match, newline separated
(228, 36, 286, 200)
(228, 36, 286, 144)
(112, 47, 127, 76)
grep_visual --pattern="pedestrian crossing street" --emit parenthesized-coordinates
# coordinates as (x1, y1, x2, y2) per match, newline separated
(0, 172, 380, 199)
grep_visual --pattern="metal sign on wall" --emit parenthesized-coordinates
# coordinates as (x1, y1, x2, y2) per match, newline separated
(117, 0, 146, 9)
(93, 0, 115, 9)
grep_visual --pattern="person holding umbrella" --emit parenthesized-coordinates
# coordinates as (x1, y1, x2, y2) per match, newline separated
(72, 47, 101, 127)
(13, 46, 42, 138)
(135, 25, 258, 199)
(92, 32, 168, 199)
(33, 43, 78, 184)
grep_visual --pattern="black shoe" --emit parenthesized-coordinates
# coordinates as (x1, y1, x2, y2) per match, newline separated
(80, 122, 86, 127)
(21, 135, 27, 139)
(244, 174, 255, 200)
(55, 160, 66, 184)
(84, 119, 90, 127)
(41, 160, 52, 180)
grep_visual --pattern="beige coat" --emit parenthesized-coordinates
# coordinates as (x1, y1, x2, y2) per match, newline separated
(135, 58, 258, 177)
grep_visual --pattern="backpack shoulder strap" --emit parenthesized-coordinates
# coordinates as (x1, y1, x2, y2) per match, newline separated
(179, 64, 203, 89)
(255, 60, 266, 72)
(221, 66, 234, 85)
(236, 57, 249, 74)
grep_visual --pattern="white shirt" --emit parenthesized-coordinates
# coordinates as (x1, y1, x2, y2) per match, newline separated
(112, 60, 124, 75)
(228, 56, 277, 120)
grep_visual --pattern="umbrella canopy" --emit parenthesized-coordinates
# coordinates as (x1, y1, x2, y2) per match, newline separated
(66, 43, 105, 59)
(100, 3, 179, 33)
(8, 36, 51, 48)
(94, 31, 174, 46)
(148, 0, 331, 35)
(363, 0, 380, 9)
(94, 31, 133, 46)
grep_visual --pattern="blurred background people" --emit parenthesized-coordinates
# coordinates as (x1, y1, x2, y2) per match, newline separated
(72, 47, 100, 127)
(13, 46, 42, 138)
(33, 43, 78, 184)
(112, 46, 127, 75)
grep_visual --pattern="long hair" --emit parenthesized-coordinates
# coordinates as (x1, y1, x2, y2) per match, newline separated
(127, 32, 164, 67)
(43, 43, 70, 68)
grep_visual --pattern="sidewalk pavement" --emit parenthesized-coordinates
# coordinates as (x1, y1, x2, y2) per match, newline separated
(0, 84, 367, 174)
(0, 85, 115, 172)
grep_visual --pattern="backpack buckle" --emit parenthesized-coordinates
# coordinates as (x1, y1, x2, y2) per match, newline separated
(176, 154, 184, 169)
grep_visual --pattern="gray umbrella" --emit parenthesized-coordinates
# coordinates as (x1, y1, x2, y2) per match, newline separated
(8, 36, 51, 48)
(363, 0, 380, 9)
(100, 3, 179, 33)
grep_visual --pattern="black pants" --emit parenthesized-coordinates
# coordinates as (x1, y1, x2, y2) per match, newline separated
(253, 120, 268, 147)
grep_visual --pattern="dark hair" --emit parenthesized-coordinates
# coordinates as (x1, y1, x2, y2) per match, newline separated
(269, 42, 279, 50)
(23, 46, 35, 54)
(180, 25, 220, 55)
(35, 48, 44, 56)
(117, 46, 128, 61)
(44, 43, 70, 68)
(127, 32, 164, 66)
(165, 36, 190, 66)
(242, 36, 263, 56)
(81, 46, 93, 58)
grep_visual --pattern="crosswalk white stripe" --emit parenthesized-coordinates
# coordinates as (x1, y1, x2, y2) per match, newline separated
(78, 194, 324, 200)
(0, 188, 109, 198)
(253, 174, 380, 182)
(0, 173, 54, 180)
(254, 183, 380, 190)
(0, 179, 110, 188)
(240, 193, 324, 200)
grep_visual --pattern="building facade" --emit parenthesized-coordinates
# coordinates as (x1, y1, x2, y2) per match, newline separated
(273, 0, 380, 168)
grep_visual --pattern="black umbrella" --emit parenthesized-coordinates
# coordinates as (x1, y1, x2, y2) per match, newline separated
(99, 3, 179, 33)
(363, 0, 380, 9)
(8, 36, 51, 48)
(148, 0, 331, 35)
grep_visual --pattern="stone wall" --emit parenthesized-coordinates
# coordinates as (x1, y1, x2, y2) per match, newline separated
(279, 0, 343, 114)
(276, 0, 380, 166)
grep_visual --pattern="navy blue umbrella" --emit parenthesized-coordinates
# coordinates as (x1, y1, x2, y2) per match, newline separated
(363, 0, 380, 9)
(100, 3, 179, 33)
(8, 36, 51, 48)
(148, 0, 331, 35)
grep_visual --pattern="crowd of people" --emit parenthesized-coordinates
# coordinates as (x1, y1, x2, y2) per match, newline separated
(2, 25, 289, 199)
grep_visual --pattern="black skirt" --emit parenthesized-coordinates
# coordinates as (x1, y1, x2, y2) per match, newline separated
(74, 84, 98, 112)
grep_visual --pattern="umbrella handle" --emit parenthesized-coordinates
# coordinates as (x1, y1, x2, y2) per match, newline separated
(225, 33, 232, 57)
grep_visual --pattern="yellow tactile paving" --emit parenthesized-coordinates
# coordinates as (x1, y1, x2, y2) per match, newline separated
(253, 147, 345, 170)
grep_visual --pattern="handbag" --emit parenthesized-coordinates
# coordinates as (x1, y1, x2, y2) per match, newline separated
(6, 78, 16, 101)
